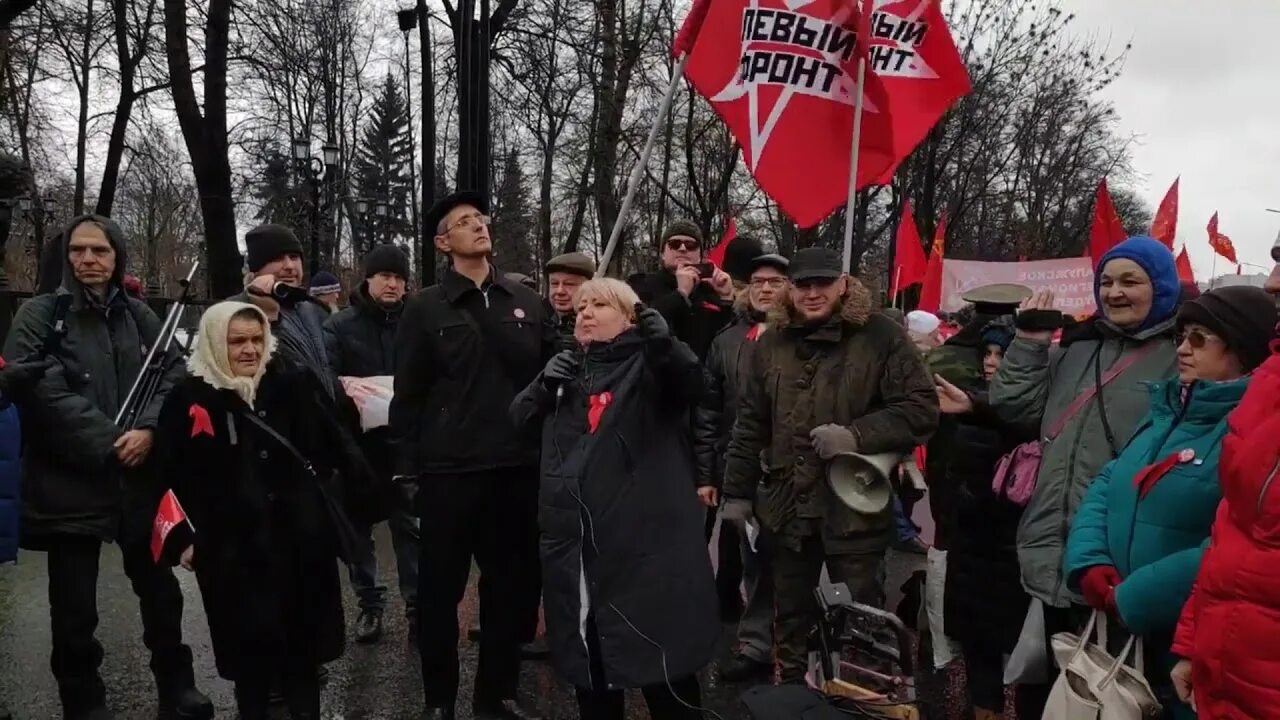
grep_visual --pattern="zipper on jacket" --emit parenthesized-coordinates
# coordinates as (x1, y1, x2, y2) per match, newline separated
(1256, 454, 1280, 514)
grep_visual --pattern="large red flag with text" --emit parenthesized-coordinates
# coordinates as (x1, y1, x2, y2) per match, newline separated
(679, 0, 971, 227)
(1150, 178, 1180, 249)
(893, 199, 927, 293)
(1088, 180, 1127, 264)
(1206, 212, 1238, 264)
(917, 216, 946, 312)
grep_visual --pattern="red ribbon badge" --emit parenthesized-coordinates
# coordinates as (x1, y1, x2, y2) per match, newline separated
(588, 392, 613, 434)
(189, 404, 214, 438)
(745, 324, 763, 342)
(1133, 449, 1195, 500)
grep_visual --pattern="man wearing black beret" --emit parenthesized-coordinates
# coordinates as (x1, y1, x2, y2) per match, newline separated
(391, 191, 555, 720)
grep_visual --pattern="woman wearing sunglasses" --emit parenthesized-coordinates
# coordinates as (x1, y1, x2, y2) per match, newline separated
(1064, 285, 1276, 718)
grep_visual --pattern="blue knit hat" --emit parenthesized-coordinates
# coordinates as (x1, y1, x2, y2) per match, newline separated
(1094, 235, 1180, 330)
(309, 271, 342, 296)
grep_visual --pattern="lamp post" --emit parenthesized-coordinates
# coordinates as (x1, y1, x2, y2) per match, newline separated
(374, 199, 390, 246)
(291, 138, 340, 276)
(13, 194, 57, 290)
(398, 6, 422, 275)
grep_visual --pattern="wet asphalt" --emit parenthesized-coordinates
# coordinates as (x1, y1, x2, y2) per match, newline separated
(0, 524, 935, 720)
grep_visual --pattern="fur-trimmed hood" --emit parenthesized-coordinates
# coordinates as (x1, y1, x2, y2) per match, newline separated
(766, 276, 873, 331)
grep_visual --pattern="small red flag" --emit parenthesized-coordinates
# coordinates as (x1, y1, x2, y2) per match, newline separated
(1150, 177, 1180, 249)
(1088, 180, 1128, 264)
(1207, 212, 1239, 264)
(707, 217, 736, 269)
(683, 0, 971, 228)
(892, 200, 928, 294)
(151, 489, 194, 564)
(917, 216, 947, 313)
(1175, 247, 1196, 285)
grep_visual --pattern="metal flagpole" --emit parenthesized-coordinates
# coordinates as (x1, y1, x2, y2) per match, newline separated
(1211, 251, 1218, 290)
(841, 55, 868, 275)
(597, 55, 690, 276)
(891, 266, 902, 309)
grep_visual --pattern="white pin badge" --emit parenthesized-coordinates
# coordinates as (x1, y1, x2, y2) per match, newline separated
(514, 308, 526, 319)
(1178, 448, 1196, 463)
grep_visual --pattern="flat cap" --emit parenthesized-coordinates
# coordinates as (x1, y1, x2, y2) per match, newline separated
(961, 283, 1032, 315)
(426, 190, 488, 237)
(545, 251, 596, 279)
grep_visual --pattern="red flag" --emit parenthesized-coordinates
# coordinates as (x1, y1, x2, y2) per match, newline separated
(683, 0, 971, 228)
(1175, 247, 1196, 285)
(1206, 212, 1239, 264)
(1150, 177, 1180, 249)
(892, 200, 927, 294)
(707, 217, 736, 269)
(672, 0, 714, 58)
(1088, 180, 1127, 264)
(151, 489, 195, 564)
(917, 216, 947, 313)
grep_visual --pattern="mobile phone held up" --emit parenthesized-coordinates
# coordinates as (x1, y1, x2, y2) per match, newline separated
(694, 262, 715, 279)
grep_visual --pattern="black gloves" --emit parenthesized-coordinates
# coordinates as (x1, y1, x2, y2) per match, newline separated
(0, 356, 55, 400)
(542, 350, 579, 389)
(635, 304, 672, 352)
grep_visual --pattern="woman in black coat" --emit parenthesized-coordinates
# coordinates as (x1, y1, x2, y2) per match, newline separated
(152, 301, 370, 720)
(933, 320, 1035, 720)
(510, 278, 718, 720)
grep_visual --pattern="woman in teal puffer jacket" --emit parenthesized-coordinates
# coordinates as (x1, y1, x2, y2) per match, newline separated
(1065, 285, 1277, 719)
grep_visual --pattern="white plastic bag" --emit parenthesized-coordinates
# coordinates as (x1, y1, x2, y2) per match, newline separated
(925, 547, 959, 669)
(1004, 598, 1050, 685)
(339, 375, 395, 431)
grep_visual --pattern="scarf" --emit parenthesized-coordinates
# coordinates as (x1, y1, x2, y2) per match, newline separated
(187, 301, 277, 407)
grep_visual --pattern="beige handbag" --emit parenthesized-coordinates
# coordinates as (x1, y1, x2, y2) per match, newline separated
(1042, 611, 1162, 720)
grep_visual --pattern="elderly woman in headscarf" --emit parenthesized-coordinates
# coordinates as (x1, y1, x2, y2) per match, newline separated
(510, 278, 717, 720)
(150, 301, 371, 720)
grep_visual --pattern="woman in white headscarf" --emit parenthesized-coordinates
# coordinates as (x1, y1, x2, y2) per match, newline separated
(150, 301, 370, 720)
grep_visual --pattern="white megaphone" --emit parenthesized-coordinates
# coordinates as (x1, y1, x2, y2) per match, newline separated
(826, 452, 901, 515)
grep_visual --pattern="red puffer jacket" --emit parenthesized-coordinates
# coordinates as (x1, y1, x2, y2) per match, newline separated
(1172, 350, 1280, 719)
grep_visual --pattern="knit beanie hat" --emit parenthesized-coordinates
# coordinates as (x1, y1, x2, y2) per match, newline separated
(1176, 285, 1278, 372)
(363, 243, 410, 280)
(1094, 235, 1180, 331)
(722, 236, 767, 283)
(309, 271, 341, 296)
(980, 317, 1016, 351)
(906, 310, 941, 336)
(661, 219, 704, 246)
(245, 224, 304, 273)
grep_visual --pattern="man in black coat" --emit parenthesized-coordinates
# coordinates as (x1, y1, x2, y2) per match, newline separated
(544, 251, 595, 347)
(390, 190, 557, 720)
(3, 215, 212, 720)
(323, 244, 420, 646)
(627, 219, 735, 360)
(694, 251, 790, 682)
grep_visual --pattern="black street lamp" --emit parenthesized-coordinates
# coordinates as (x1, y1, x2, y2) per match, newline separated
(374, 199, 390, 246)
(291, 138, 340, 276)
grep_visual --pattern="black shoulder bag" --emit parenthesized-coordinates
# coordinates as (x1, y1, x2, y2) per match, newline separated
(238, 409, 370, 564)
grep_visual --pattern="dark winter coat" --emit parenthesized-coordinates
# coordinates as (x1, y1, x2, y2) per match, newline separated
(694, 300, 767, 488)
(510, 329, 718, 690)
(942, 390, 1037, 655)
(390, 267, 558, 477)
(722, 286, 939, 549)
(3, 215, 183, 545)
(323, 282, 401, 480)
(0, 405, 20, 564)
(628, 269, 733, 360)
(152, 365, 368, 681)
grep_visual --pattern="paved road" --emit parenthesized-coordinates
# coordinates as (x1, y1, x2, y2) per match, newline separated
(0, 523, 930, 720)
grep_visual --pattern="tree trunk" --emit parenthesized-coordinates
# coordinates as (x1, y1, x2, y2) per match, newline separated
(562, 88, 597, 254)
(592, 0, 619, 252)
(164, 0, 239, 297)
(72, 0, 95, 215)
(96, 0, 137, 217)
(417, 0, 435, 284)
(536, 120, 554, 277)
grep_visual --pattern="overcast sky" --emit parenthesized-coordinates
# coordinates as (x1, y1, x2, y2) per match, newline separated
(1057, 0, 1280, 279)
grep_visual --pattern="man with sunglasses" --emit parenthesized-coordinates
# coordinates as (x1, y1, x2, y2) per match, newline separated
(629, 220, 736, 360)
(391, 191, 555, 720)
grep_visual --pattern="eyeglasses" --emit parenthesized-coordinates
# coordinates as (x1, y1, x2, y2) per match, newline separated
(665, 238, 700, 251)
(1175, 329, 1223, 349)
(750, 277, 787, 289)
(444, 213, 491, 233)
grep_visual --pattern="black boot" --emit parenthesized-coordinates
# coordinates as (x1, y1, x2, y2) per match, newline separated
(159, 687, 213, 720)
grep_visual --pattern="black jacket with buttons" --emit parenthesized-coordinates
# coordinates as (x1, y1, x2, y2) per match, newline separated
(389, 267, 558, 476)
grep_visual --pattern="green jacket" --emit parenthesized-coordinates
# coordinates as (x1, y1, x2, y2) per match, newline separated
(1064, 377, 1245, 636)
(990, 318, 1177, 607)
(723, 285, 939, 548)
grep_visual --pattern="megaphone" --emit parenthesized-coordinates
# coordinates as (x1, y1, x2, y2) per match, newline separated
(826, 452, 901, 515)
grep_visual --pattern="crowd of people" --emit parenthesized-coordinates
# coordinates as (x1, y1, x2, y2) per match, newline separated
(1, 190, 1279, 720)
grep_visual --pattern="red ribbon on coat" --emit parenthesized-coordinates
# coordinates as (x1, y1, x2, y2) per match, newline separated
(189, 404, 215, 438)
(588, 392, 613, 434)
(1133, 449, 1195, 500)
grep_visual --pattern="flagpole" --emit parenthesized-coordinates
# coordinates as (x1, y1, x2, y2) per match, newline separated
(597, 55, 690, 277)
(1211, 252, 1218, 290)
(841, 55, 868, 275)
(891, 267, 902, 308)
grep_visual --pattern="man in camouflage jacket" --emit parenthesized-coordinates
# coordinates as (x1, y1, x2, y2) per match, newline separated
(721, 248, 939, 682)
